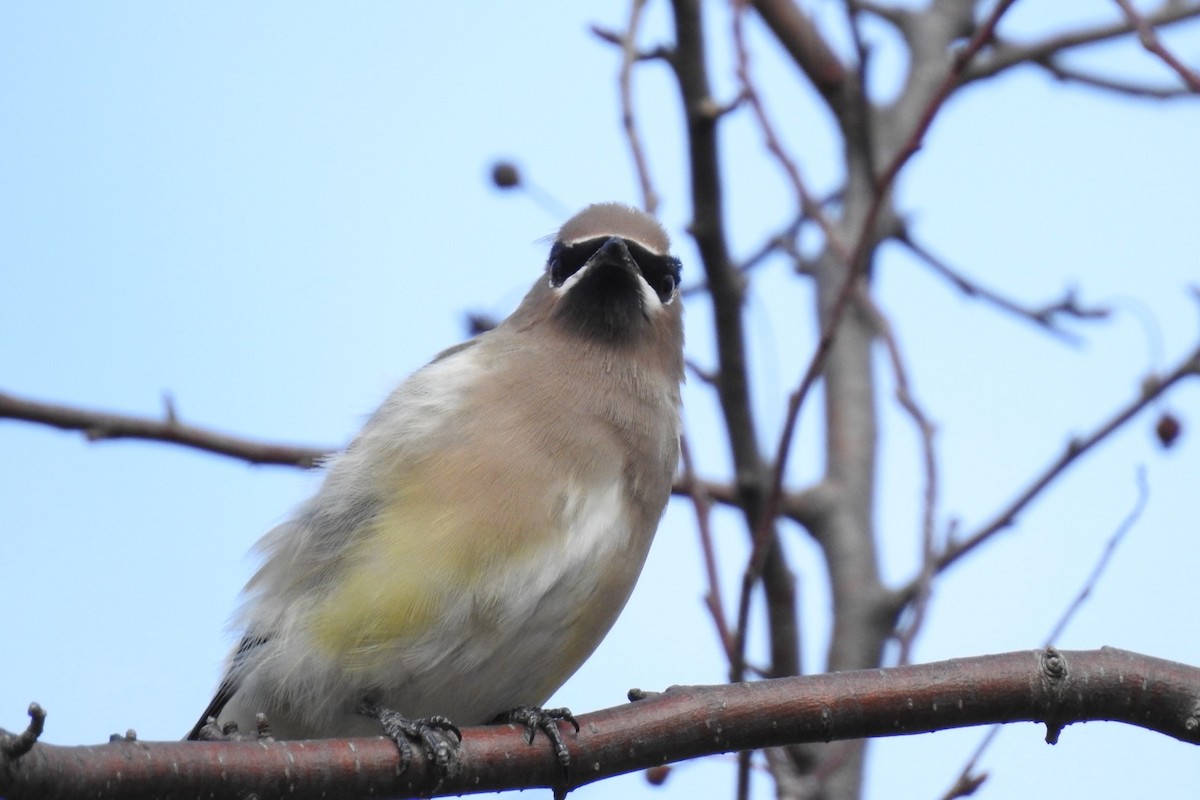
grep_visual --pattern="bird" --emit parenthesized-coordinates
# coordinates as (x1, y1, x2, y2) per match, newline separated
(186, 202, 685, 773)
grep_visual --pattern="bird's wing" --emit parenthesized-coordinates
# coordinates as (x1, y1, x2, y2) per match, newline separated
(183, 632, 269, 740)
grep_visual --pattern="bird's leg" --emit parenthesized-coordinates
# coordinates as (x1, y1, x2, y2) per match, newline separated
(495, 705, 579, 770)
(358, 700, 462, 777)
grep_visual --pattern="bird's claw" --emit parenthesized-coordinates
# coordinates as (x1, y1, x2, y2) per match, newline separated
(498, 705, 579, 770)
(358, 700, 462, 778)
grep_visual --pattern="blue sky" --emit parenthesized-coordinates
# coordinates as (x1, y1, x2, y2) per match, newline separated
(3, 4, 1199, 799)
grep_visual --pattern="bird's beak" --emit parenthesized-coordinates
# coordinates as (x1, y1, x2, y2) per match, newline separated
(585, 237, 639, 276)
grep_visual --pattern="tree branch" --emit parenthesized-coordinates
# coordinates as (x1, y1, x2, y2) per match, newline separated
(1, 385, 812, 522)
(934, 341, 1200, 573)
(750, 0, 847, 101)
(0, 390, 329, 468)
(606, 0, 663, 213)
(668, 0, 801, 691)
(967, 2, 1200, 83)
(1033, 56, 1197, 98)
(938, 469, 1151, 798)
(1113, 0, 1200, 91)
(897, 229, 1111, 344)
(4, 649, 1198, 800)
(859, 290, 940, 665)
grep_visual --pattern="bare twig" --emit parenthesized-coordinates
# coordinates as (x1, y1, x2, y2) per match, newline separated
(857, 0, 1020, 274)
(669, 0, 801, 694)
(898, 230, 1111, 343)
(590, 24, 673, 62)
(731, 0, 848, 262)
(939, 469, 1151, 799)
(0, 704, 44, 761)
(968, 2, 1200, 83)
(679, 434, 737, 662)
(736, 7, 1029, 599)
(1043, 466, 1149, 645)
(738, 211, 806, 272)
(615, 0, 661, 213)
(1034, 56, 1194, 98)
(938, 727, 996, 800)
(1113, 0, 1200, 91)
(750, 0, 847, 99)
(0, 390, 329, 468)
(680, 210, 810, 299)
(2, 383, 795, 521)
(859, 290, 939, 665)
(934, 343, 1200, 573)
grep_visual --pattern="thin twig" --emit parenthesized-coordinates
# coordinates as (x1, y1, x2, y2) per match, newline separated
(1113, 0, 1200, 91)
(680, 434, 737, 662)
(939, 468, 1151, 799)
(616, 0, 661, 213)
(750, 0, 848, 99)
(1034, 56, 1194, 98)
(855, 0, 1020, 274)
(4, 384, 770, 515)
(0, 390, 329, 468)
(860, 290, 939, 665)
(740, 3, 1026, 573)
(898, 229, 1111, 344)
(934, 343, 1200, 573)
(1044, 466, 1150, 645)
(731, 0, 848, 262)
(680, 210, 808, 299)
(967, 2, 1200, 83)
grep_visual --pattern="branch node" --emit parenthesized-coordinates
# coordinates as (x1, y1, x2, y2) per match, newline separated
(1041, 646, 1068, 681)
(1, 703, 46, 760)
(627, 688, 660, 702)
(162, 392, 179, 426)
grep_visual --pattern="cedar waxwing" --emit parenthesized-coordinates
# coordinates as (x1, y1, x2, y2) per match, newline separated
(186, 203, 685, 771)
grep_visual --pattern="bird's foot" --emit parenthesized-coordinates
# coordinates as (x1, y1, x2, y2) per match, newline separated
(192, 712, 273, 742)
(496, 705, 579, 770)
(358, 700, 462, 778)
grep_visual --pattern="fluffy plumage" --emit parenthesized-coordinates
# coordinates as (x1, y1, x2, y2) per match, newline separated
(187, 203, 684, 741)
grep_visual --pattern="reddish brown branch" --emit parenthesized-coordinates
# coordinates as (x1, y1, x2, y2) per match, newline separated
(668, 0, 801, 689)
(859, 0, 1019, 273)
(0, 390, 329, 468)
(939, 472, 1151, 798)
(968, 2, 1200, 83)
(751, 0, 847, 99)
(898, 230, 1111, 343)
(934, 342, 1200, 573)
(1113, 0, 1200, 91)
(1033, 56, 1195, 98)
(1042, 467, 1149, 645)
(739, 4, 1026, 652)
(2, 385, 796, 519)
(732, 0, 849, 262)
(611, 0, 662, 213)
(679, 434, 737, 662)
(4, 649, 1198, 800)
(860, 292, 939, 665)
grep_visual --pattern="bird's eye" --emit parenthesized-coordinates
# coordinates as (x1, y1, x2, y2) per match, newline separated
(627, 247, 681, 304)
(655, 273, 677, 303)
